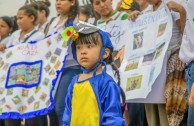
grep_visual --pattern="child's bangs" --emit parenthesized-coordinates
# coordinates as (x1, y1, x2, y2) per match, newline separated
(76, 32, 102, 45)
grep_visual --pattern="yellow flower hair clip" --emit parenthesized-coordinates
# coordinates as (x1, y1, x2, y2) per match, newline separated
(120, 0, 133, 10)
(71, 30, 79, 41)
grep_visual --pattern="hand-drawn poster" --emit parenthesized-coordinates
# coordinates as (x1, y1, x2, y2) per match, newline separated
(0, 32, 69, 119)
(119, 8, 173, 100)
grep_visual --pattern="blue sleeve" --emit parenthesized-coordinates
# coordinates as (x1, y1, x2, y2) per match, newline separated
(62, 76, 77, 126)
(100, 80, 126, 126)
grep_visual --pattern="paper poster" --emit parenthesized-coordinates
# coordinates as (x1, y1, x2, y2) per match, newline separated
(0, 33, 69, 119)
(120, 8, 173, 100)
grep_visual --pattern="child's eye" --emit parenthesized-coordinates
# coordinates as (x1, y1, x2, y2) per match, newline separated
(76, 46, 81, 50)
(87, 45, 93, 48)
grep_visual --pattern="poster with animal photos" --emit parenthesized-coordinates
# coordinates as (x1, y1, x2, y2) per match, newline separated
(0, 32, 69, 119)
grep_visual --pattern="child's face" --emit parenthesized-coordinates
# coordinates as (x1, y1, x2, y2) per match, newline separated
(92, 0, 113, 18)
(17, 10, 34, 30)
(55, 0, 74, 15)
(76, 42, 102, 70)
(0, 19, 12, 39)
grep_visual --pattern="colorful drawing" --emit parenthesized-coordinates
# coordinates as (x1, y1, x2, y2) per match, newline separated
(142, 52, 156, 66)
(27, 95, 35, 105)
(34, 101, 39, 110)
(6, 89, 13, 96)
(6, 51, 12, 59)
(54, 60, 61, 69)
(133, 32, 143, 50)
(125, 58, 140, 71)
(45, 51, 52, 59)
(22, 89, 29, 97)
(50, 56, 57, 64)
(12, 95, 21, 105)
(34, 86, 41, 94)
(43, 78, 50, 86)
(7, 62, 42, 86)
(18, 105, 27, 114)
(54, 48, 62, 56)
(40, 93, 47, 101)
(126, 75, 142, 91)
(154, 43, 165, 60)
(157, 23, 167, 37)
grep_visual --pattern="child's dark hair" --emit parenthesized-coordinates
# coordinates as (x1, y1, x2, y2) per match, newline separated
(76, 31, 126, 109)
(0, 16, 18, 33)
(18, 5, 38, 24)
(31, 1, 50, 17)
(66, 0, 79, 26)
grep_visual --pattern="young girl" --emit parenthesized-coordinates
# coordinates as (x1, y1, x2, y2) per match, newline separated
(0, 16, 14, 44)
(3, 5, 45, 126)
(62, 22, 125, 126)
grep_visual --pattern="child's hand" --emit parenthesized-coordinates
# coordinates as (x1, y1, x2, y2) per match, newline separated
(167, 1, 185, 13)
(0, 44, 6, 52)
(189, 83, 194, 108)
(128, 10, 141, 22)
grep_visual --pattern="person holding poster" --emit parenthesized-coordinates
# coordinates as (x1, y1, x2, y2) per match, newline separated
(62, 22, 125, 126)
(129, 0, 186, 126)
(179, 0, 194, 125)
(46, 0, 82, 126)
(0, 4, 46, 126)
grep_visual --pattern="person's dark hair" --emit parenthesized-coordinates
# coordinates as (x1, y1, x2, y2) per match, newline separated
(66, 0, 79, 26)
(0, 16, 18, 33)
(18, 5, 38, 24)
(0, 16, 14, 28)
(76, 31, 126, 108)
(79, 5, 93, 17)
(31, 1, 50, 17)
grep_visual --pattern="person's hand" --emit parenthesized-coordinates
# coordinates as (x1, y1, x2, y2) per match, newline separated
(114, 46, 125, 63)
(166, 1, 184, 13)
(189, 83, 194, 108)
(128, 10, 141, 22)
(0, 44, 6, 52)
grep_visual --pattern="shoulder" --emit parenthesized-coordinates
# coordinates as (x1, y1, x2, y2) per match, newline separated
(99, 73, 119, 91)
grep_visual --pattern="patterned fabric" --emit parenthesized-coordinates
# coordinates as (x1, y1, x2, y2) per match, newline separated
(165, 49, 188, 126)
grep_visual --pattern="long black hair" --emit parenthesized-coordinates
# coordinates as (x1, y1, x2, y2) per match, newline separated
(66, 0, 79, 26)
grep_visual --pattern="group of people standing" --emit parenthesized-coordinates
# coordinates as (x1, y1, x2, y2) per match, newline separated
(0, 0, 194, 126)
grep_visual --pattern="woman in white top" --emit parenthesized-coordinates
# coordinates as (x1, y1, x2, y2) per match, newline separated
(3, 5, 45, 126)
(129, 0, 186, 126)
(46, 1, 81, 126)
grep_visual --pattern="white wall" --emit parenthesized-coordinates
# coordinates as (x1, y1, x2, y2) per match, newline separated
(0, 0, 120, 18)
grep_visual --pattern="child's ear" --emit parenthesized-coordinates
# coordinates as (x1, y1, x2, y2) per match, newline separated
(103, 48, 110, 59)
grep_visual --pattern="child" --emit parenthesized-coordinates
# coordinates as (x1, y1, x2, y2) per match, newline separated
(3, 5, 45, 126)
(62, 22, 126, 126)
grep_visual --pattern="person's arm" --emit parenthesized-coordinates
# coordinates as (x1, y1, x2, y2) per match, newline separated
(101, 81, 126, 126)
(189, 83, 194, 108)
(167, 1, 186, 33)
